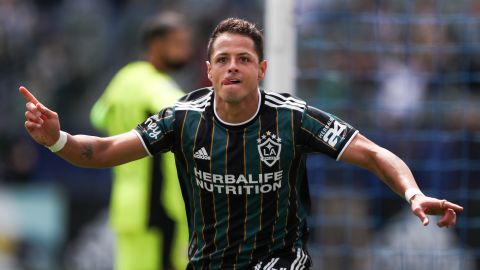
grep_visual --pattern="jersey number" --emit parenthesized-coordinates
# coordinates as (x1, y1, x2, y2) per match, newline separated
(322, 121, 346, 147)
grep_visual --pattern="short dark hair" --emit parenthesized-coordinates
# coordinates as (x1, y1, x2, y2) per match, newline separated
(141, 11, 186, 46)
(207, 18, 264, 61)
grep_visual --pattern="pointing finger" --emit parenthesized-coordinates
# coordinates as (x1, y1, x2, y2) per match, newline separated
(19, 86, 40, 105)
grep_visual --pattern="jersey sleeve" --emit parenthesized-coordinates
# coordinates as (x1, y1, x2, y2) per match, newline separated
(299, 106, 358, 160)
(133, 107, 176, 157)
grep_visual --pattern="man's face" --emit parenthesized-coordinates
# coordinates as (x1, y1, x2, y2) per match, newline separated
(158, 27, 192, 70)
(207, 33, 267, 104)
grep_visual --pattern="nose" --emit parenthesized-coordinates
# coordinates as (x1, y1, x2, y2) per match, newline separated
(228, 59, 238, 73)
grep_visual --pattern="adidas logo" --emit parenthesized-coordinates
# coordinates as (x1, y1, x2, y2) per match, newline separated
(193, 147, 210, 160)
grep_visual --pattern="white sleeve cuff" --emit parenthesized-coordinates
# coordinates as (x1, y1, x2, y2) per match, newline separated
(336, 130, 359, 161)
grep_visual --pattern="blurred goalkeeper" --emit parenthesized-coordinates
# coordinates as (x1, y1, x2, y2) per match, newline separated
(90, 12, 191, 270)
(20, 18, 462, 269)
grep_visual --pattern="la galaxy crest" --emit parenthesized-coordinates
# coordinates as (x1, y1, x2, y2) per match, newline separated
(257, 131, 282, 167)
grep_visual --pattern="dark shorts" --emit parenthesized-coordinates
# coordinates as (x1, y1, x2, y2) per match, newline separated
(253, 248, 311, 270)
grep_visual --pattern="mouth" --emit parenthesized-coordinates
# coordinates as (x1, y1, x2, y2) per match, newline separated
(222, 78, 241, 85)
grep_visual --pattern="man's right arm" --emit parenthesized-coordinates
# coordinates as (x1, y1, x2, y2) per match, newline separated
(56, 132, 147, 168)
(20, 86, 148, 168)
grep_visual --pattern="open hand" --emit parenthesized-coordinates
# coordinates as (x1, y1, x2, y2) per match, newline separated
(410, 194, 463, 228)
(19, 86, 61, 146)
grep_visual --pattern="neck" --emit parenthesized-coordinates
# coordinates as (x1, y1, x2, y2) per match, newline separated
(214, 89, 260, 125)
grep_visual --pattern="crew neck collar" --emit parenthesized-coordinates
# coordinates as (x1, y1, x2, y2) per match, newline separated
(213, 88, 262, 128)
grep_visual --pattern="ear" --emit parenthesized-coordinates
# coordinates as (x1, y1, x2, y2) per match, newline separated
(258, 60, 267, 80)
(206, 61, 212, 81)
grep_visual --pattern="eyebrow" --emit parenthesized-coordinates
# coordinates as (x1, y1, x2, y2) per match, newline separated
(214, 52, 254, 58)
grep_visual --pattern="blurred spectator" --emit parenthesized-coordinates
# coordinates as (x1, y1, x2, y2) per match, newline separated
(374, 59, 427, 129)
(64, 210, 114, 270)
(373, 209, 476, 270)
(4, 139, 39, 183)
(296, 1, 480, 269)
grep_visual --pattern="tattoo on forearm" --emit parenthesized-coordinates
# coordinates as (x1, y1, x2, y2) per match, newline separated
(81, 143, 93, 160)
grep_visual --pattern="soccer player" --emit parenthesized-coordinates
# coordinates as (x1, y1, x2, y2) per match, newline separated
(89, 12, 191, 270)
(20, 18, 463, 269)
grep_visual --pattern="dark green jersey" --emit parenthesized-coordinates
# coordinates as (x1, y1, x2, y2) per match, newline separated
(134, 88, 358, 269)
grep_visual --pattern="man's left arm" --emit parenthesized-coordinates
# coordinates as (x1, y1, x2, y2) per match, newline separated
(339, 132, 463, 227)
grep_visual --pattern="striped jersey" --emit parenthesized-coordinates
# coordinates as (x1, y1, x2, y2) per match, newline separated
(134, 87, 358, 269)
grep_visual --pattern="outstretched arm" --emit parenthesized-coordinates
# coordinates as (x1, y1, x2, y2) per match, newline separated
(340, 133, 463, 227)
(20, 86, 148, 168)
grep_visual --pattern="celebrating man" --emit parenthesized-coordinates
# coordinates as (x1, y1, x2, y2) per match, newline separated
(20, 18, 462, 269)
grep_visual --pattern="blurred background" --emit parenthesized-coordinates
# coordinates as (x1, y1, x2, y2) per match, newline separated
(0, 0, 479, 269)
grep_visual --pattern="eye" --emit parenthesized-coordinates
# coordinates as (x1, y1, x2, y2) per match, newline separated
(216, 57, 227, 64)
(240, 56, 250, 63)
